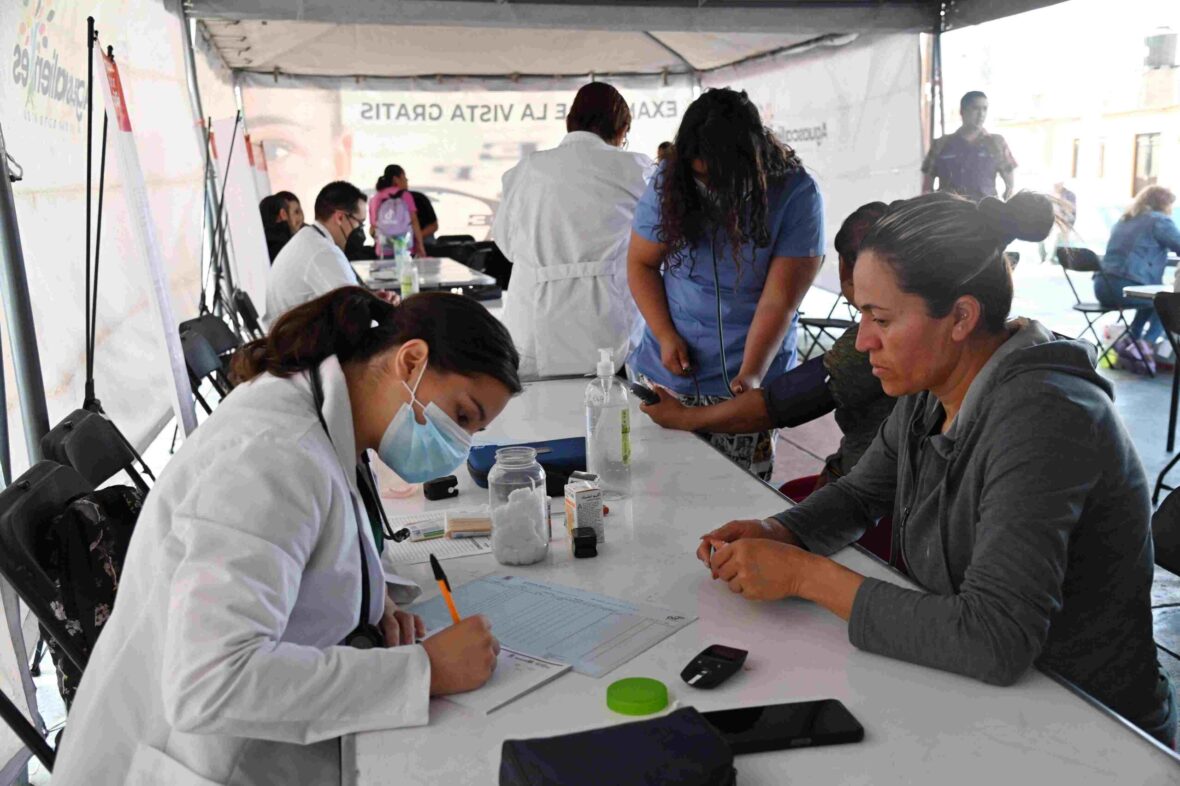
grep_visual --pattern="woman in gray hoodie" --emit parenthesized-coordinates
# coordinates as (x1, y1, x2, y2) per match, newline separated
(700, 191, 1176, 748)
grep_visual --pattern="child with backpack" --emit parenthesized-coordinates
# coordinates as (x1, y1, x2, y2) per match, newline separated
(369, 173, 426, 259)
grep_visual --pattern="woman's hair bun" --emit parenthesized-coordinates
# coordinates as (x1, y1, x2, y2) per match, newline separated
(978, 192, 1055, 246)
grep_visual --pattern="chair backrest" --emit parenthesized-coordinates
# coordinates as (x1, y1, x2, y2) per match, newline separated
(433, 234, 476, 245)
(232, 288, 263, 339)
(1154, 292, 1180, 347)
(180, 329, 224, 381)
(1056, 246, 1102, 273)
(180, 314, 240, 357)
(41, 409, 149, 492)
(0, 462, 93, 672)
(1153, 487, 1180, 575)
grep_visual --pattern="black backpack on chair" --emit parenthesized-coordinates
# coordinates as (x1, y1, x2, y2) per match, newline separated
(37, 483, 143, 706)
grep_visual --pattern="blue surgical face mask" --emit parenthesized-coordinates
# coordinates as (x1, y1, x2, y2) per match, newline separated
(377, 360, 473, 483)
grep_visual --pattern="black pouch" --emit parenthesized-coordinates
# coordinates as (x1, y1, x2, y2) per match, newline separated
(499, 707, 736, 786)
(467, 437, 586, 497)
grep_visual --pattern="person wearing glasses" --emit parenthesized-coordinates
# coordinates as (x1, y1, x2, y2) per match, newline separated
(266, 181, 375, 325)
(494, 81, 654, 378)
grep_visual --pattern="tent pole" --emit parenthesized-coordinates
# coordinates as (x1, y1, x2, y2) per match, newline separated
(173, 2, 220, 310)
(0, 124, 49, 465)
(930, 4, 945, 143)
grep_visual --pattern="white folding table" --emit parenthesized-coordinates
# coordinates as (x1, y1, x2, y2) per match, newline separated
(346, 379, 1179, 785)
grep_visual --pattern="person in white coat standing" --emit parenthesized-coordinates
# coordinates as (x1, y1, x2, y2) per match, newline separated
(51, 288, 519, 785)
(494, 81, 653, 378)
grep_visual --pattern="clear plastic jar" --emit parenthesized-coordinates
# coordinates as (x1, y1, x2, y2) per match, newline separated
(488, 447, 548, 566)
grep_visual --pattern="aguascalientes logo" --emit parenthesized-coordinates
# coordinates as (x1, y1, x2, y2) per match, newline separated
(10, 0, 87, 129)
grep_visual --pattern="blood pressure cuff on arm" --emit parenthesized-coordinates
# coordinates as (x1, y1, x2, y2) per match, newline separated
(499, 707, 736, 786)
(762, 355, 835, 428)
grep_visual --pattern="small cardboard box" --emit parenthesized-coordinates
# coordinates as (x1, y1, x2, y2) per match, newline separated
(564, 479, 604, 544)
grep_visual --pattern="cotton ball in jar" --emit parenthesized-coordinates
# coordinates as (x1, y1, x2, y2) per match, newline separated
(492, 487, 548, 566)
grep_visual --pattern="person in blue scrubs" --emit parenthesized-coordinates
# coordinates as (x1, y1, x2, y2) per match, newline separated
(627, 88, 824, 478)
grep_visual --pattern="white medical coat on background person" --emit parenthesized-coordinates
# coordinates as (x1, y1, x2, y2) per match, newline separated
(493, 131, 652, 378)
(265, 222, 360, 325)
(51, 355, 429, 786)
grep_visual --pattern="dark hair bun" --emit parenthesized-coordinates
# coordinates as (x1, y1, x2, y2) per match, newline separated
(978, 192, 1054, 246)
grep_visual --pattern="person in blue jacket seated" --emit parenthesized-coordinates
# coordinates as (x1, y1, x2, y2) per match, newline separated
(639, 202, 895, 494)
(627, 87, 824, 480)
(697, 191, 1177, 749)
(1093, 184, 1180, 346)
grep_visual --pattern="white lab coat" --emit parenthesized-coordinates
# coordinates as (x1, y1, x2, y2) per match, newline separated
(494, 131, 652, 378)
(51, 356, 429, 786)
(265, 222, 360, 325)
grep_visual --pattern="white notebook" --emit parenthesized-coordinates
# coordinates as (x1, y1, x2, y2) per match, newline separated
(442, 648, 571, 715)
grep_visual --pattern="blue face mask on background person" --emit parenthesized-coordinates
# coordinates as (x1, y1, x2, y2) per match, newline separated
(377, 360, 473, 483)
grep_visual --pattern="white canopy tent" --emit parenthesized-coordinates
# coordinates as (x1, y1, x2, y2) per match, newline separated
(0, 0, 1062, 781)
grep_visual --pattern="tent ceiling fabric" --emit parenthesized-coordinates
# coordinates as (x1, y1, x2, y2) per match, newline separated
(188, 0, 934, 35)
(201, 20, 821, 77)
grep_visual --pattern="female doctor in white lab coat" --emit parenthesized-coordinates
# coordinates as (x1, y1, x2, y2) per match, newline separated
(494, 81, 653, 378)
(52, 288, 520, 785)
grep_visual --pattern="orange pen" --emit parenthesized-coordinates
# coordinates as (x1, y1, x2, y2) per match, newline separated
(429, 553, 462, 625)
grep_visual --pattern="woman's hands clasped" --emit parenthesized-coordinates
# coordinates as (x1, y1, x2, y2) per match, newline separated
(697, 518, 812, 601)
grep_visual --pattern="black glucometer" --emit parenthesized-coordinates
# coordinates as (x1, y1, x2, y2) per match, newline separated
(423, 475, 459, 500)
(681, 644, 748, 689)
(629, 382, 660, 406)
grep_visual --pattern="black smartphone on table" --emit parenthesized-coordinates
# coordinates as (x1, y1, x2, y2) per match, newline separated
(701, 699, 864, 754)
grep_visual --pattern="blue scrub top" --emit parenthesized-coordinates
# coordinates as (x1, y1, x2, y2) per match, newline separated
(628, 168, 824, 397)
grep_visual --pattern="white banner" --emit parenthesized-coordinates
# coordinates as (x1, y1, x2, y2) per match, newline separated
(245, 133, 273, 202)
(210, 116, 269, 310)
(238, 83, 691, 240)
(0, 0, 205, 459)
(703, 33, 923, 291)
(96, 43, 197, 435)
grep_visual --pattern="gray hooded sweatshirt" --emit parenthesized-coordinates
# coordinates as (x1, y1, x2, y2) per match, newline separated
(773, 320, 1173, 739)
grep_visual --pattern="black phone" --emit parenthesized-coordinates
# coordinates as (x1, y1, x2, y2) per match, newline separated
(629, 382, 660, 405)
(701, 699, 864, 755)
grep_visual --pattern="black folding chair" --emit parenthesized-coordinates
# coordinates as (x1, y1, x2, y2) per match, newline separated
(798, 294, 856, 362)
(1153, 487, 1180, 576)
(0, 686, 54, 771)
(1152, 293, 1180, 503)
(180, 314, 240, 388)
(232, 288, 264, 340)
(41, 409, 152, 494)
(180, 330, 231, 415)
(1056, 247, 1152, 376)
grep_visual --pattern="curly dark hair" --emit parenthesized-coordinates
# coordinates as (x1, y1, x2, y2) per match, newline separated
(656, 88, 803, 274)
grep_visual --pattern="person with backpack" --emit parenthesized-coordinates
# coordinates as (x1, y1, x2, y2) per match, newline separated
(369, 171, 426, 259)
(52, 288, 519, 785)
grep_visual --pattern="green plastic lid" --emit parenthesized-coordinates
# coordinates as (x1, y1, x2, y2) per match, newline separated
(606, 677, 669, 716)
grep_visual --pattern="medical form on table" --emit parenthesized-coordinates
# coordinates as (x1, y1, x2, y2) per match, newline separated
(410, 575, 696, 678)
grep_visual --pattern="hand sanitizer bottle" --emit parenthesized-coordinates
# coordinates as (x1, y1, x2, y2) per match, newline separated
(585, 348, 632, 500)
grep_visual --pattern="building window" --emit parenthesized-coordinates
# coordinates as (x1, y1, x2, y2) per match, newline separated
(1133, 133, 1161, 195)
(1071, 139, 1081, 178)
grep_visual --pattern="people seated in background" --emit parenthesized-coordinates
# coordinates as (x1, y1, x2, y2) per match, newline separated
(656, 141, 673, 162)
(628, 88, 823, 480)
(699, 192, 1177, 749)
(259, 190, 304, 262)
(640, 202, 894, 492)
(51, 288, 517, 785)
(382, 165, 440, 245)
(369, 169, 426, 259)
(1093, 185, 1180, 346)
(494, 81, 653, 378)
(922, 90, 1016, 201)
(265, 181, 367, 323)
